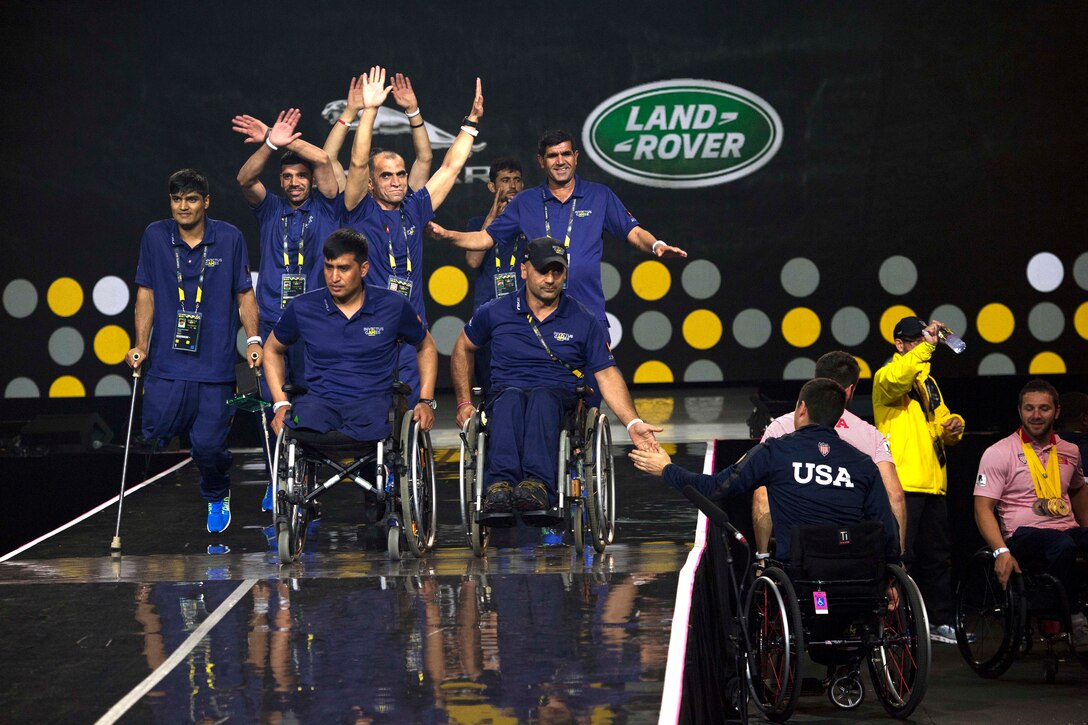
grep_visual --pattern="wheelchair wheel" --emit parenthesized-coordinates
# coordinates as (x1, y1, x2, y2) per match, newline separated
(584, 410, 616, 554)
(459, 415, 489, 557)
(868, 564, 930, 719)
(399, 415, 437, 558)
(387, 522, 401, 559)
(558, 428, 585, 554)
(745, 567, 802, 723)
(828, 671, 864, 709)
(273, 429, 313, 564)
(955, 548, 1024, 678)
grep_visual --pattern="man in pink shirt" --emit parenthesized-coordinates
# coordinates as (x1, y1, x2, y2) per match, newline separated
(974, 378, 1088, 652)
(752, 351, 907, 560)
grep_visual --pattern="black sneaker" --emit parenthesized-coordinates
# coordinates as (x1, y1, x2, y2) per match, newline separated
(514, 479, 550, 512)
(482, 481, 514, 514)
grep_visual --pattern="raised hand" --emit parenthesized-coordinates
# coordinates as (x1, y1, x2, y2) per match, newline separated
(362, 65, 392, 109)
(345, 74, 366, 117)
(468, 77, 484, 121)
(231, 114, 269, 144)
(390, 73, 419, 112)
(268, 108, 302, 148)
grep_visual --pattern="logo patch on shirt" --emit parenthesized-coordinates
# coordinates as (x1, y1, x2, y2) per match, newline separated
(574, 210, 593, 218)
(363, 326, 385, 337)
(835, 418, 848, 429)
(553, 331, 574, 342)
(975, 473, 987, 488)
(818, 442, 830, 457)
(406, 224, 417, 237)
(1017, 453, 1027, 464)
(206, 258, 223, 267)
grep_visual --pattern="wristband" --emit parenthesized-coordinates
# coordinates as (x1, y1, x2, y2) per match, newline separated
(460, 116, 478, 128)
(405, 108, 421, 118)
(273, 401, 292, 412)
(246, 336, 262, 346)
(992, 547, 1010, 559)
(409, 122, 424, 129)
(456, 401, 474, 409)
(652, 240, 666, 254)
(625, 417, 644, 432)
(337, 118, 350, 127)
(265, 136, 278, 151)
(460, 125, 479, 138)
(755, 552, 770, 560)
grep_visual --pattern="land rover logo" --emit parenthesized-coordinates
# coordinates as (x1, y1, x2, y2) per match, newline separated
(581, 79, 783, 189)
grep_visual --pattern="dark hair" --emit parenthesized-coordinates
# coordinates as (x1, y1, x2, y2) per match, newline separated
(168, 169, 209, 197)
(1018, 378, 1059, 408)
(815, 351, 861, 389)
(489, 156, 522, 182)
(322, 228, 369, 263)
(368, 149, 403, 176)
(280, 151, 314, 173)
(537, 129, 576, 158)
(1058, 391, 1088, 431)
(798, 378, 847, 427)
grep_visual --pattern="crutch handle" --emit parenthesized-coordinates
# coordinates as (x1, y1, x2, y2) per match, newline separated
(130, 352, 143, 378)
(250, 351, 260, 361)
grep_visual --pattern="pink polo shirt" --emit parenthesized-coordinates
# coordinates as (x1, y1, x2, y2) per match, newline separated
(974, 431, 1084, 536)
(762, 409, 894, 464)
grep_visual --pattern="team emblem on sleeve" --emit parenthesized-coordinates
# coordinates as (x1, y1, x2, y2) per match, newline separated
(975, 473, 987, 488)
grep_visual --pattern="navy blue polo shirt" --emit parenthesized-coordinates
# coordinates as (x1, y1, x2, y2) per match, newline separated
(134, 218, 252, 383)
(467, 214, 526, 312)
(662, 425, 900, 562)
(486, 176, 639, 322)
(273, 285, 425, 437)
(464, 289, 615, 391)
(252, 190, 343, 325)
(342, 188, 434, 326)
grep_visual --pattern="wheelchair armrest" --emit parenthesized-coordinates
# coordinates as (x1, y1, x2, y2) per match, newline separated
(471, 386, 485, 405)
(282, 384, 308, 397)
(390, 380, 412, 397)
(575, 383, 596, 399)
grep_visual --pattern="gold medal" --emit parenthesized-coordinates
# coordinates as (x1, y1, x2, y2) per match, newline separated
(1032, 497, 1070, 517)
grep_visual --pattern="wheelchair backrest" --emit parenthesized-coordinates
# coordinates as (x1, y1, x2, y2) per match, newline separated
(790, 520, 886, 584)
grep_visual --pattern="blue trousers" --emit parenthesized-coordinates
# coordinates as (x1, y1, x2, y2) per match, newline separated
(1007, 525, 1088, 608)
(142, 375, 233, 501)
(485, 386, 576, 504)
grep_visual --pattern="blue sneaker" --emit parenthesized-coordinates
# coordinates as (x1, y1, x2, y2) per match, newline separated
(261, 483, 274, 512)
(207, 496, 231, 533)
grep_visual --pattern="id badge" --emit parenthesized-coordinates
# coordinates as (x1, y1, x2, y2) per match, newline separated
(173, 311, 202, 353)
(813, 590, 829, 615)
(388, 275, 413, 298)
(280, 274, 306, 308)
(494, 272, 516, 298)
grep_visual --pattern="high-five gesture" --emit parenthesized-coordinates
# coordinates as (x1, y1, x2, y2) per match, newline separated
(390, 73, 419, 113)
(361, 65, 392, 110)
(268, 108, 302, 148)
(231, 114, 269, 144)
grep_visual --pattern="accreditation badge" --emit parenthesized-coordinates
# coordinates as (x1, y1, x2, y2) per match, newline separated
(388, 275, 413, 298)
(494, 272, 516, 298)
(173, 311, 202, 353)
(280, 274, 306, 308)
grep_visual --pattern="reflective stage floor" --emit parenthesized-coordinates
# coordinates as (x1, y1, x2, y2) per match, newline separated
(1, 387, 1085, 723)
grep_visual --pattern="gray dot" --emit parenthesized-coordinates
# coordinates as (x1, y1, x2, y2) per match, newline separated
(830, 307, 870, 346)
(632, 311, 672, 351)
(5, 377, 40, 398)
(978, 353, 1016, 376)
(3, 279, 38, 318)
(1027, 302, 1064, 342)
(1074, 252, 1088, 290)
(929, 304, 968, 336)
(684, 395, 724, 422)
(733, 309, 772, 349)
(601, 262, 622, 301)
(429, 315, 465, 356)
(683, 360, 724, 383)
(878, 256, 918, 295)
(780, 257, 819, 298)
(95, 374, 132, 397)
(235, 328, 248, 358)
(783, 357, 816, 380)
(681, 260, 721, 300)
(48, 327, 84, 366)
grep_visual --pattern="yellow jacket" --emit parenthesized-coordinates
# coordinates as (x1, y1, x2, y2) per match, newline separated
(872, 342, 965, 495)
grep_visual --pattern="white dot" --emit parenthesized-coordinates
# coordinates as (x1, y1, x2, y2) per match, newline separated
(606, 313, 623, 349)
(1025, 252, 1064, 293)
(92, 276, 130, 315)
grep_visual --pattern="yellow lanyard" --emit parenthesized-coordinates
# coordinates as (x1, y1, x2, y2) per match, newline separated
(386, 211, 412, 276)
(1020, 429, 1060, 499)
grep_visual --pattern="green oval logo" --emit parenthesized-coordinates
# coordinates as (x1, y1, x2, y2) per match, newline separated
(581, 79, 783, 188)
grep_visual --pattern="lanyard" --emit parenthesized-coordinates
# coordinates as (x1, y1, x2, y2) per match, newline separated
(542, 191, 577, 255)
(526, 313, 583, 379)
(493, 235, 521, 272)
(281, 213, 311, 273)
(386, 211, 412, 277)
(172, 233, 208, 313)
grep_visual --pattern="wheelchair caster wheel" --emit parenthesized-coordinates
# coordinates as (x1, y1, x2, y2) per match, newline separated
(387, 524, 402, 559)
(828, 674, 864, 709)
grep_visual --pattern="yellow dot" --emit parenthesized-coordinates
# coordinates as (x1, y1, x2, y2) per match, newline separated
(633, 396, 675, 424)
(854, 356, 872, 379)
(94, 325, 131, 364)
(682, 309, 723, 349)
(1075, 302, 1088, 340)
(631, 260, 671, 301)
(633, 360, 674, 384)
(1029, 351, 1066, 374)
(47, 277, 84, 317)
(781, 307, 821, 348)
(879, 305, 917, 344)
(49, 376, 86, 398)
(428, 265, 468, 306)
(976, 303, 1015, 343)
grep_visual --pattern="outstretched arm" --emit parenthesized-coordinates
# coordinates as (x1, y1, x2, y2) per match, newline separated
(595, 365, 662, 450)
(391, 73, 433, 192)
(423, 77, 483, 210)
(465, 188, 510, 267)
(345, 66, 393, 211)
(426, 221, 495, 251)
(626, 225, 688, 258)
(451, 331, 479, 427)
(412, 332, 438, 431)
(324, 74, 366, 192)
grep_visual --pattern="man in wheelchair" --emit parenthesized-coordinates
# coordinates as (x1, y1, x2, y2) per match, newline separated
(973, 378, 1088, 652)
(450, 236, 660, 526)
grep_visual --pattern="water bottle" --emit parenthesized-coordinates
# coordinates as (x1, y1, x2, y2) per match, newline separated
(938, 327, 966, 354)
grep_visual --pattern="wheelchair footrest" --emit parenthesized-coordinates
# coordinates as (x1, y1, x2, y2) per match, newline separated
(519, 508, 563, 527)
(477, 511, 517, 528)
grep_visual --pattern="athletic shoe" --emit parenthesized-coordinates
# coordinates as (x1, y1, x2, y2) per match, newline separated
(514, 479, 550, 512)
(929, 623, 959, 644)
(482, 481, 514, 514)
(261, 483, 274, 512)
(207, 496, 231, 533)
(1071, 612, 1088, 654)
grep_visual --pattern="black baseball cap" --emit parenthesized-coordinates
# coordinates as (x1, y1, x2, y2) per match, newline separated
(523, 236, 568, 271)
(893, 316, 927, 340)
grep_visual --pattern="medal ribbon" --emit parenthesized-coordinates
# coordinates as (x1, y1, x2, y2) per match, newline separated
(1020, 428, 1060, 500)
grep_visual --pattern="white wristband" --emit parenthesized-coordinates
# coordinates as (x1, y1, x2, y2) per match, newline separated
(992, 547, 1010, 559)
(273, 401, 292, 412)
(652, 240, 666, 254)
(405, 108, 421, 118)
(246, 336, 262, 346)
(265, 137, 278, 151)
(460, 125, 479, 138)
(755, 552, 770, 560)
(625, 417, 644, 432)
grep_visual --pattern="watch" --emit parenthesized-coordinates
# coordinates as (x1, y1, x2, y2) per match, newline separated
(418, 398, 437, 410)
(460, 116, 478, 128)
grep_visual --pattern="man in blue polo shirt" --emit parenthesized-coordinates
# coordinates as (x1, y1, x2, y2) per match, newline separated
(451, 237, 661, 525)
(342, 67, 486, 406)
(126, 169, 260, 534)
(429, 129, 687, 338)
(263, 228, 438, 441)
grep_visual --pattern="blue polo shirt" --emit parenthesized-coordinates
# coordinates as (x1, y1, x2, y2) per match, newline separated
(464, 289, 615, 391)
(134, 218, 252, 383)
(342, 188, 434, 326)
(273, 285, 425, 439)
(251, 190, 343, 325)
(468, 214, 526, 312)
(486, 176, 639, 322)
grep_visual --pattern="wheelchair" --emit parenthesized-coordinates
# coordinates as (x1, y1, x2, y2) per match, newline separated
(459, 383, 616, 557)
(271, 381, 437, 563)
(954, 546, 1088, 682)
(746, 521, 930, 722)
